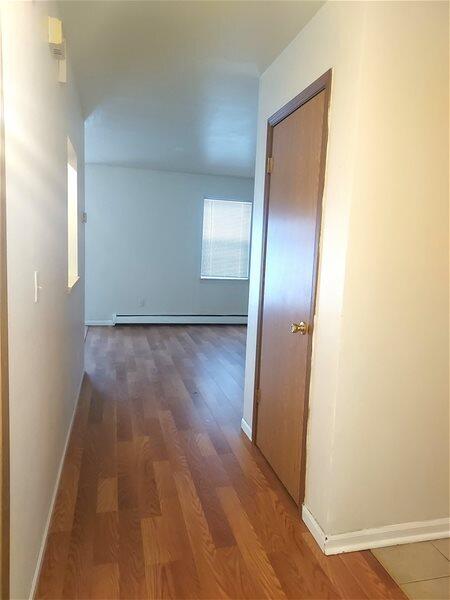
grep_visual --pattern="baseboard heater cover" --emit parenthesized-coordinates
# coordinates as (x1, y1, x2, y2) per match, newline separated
(113, 314, 248, 325)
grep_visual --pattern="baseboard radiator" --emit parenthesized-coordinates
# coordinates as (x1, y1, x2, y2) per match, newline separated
(113, 314, 248, 325)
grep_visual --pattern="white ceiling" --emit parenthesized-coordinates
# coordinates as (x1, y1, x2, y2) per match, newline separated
(59, 1, 323, 178)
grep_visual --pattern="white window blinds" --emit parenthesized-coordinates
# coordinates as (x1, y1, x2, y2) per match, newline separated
(201, 199, 252, 280)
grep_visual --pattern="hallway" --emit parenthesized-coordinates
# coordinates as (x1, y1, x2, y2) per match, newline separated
(36, 326, 405, 599)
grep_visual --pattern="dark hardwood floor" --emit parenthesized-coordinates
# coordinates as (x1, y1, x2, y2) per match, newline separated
(36, 325, 405, 599)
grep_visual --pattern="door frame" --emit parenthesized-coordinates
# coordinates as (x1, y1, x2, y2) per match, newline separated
(0, 22, 9, 599)
(252, 69, 332, 505)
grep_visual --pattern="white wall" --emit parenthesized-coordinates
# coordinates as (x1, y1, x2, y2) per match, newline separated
(2, 1, 85, 597)
(244, 0, 449, 540)
(85, 164, 254, 324)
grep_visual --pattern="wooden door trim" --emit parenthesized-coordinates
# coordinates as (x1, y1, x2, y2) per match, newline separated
(252, 69, 332, 505)
(0, 24, 9, 599)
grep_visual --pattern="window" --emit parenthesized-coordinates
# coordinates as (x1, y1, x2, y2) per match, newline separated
(201, 198, 252, 280)
(67, 138, 79, 289)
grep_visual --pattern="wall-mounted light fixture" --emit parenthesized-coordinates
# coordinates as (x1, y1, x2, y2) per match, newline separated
(48, 16, 67, 83)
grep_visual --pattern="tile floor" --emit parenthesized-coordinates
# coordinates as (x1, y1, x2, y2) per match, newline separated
(372, 539, 450, 599)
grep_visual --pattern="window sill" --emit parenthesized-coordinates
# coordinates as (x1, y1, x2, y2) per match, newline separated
(67, 275, 80, 293)
(200, 276, 249, 281)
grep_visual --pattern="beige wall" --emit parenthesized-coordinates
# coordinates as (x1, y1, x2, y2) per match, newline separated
(243, 0, 449, 537)
(1, 1, 85, 597)
(329, 0, 449, 533)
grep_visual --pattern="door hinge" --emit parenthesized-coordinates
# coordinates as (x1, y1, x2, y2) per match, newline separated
(266, 156, 274, 174)
(256, 388, 261, 404)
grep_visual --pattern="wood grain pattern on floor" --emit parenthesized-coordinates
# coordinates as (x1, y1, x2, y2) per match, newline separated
(36, 325, 406, 599)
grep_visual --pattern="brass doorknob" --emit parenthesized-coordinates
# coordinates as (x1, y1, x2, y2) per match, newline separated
(291, 321, 308, 335)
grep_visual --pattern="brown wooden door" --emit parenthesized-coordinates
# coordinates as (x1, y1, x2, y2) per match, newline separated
(256, 87, 328, 504)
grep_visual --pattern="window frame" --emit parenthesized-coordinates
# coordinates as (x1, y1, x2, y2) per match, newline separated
(67, 137, 79, 291)
(200, 197, 252, 281)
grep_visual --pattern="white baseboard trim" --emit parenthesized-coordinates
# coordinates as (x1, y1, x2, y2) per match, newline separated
(85, 319, 114, 326)
(302, 504, 326, 552)
(302, 504, 450, 555)
(114, 314, 248, 325)
(29, 372, 86, 600)
(240, 418, 252, 440)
